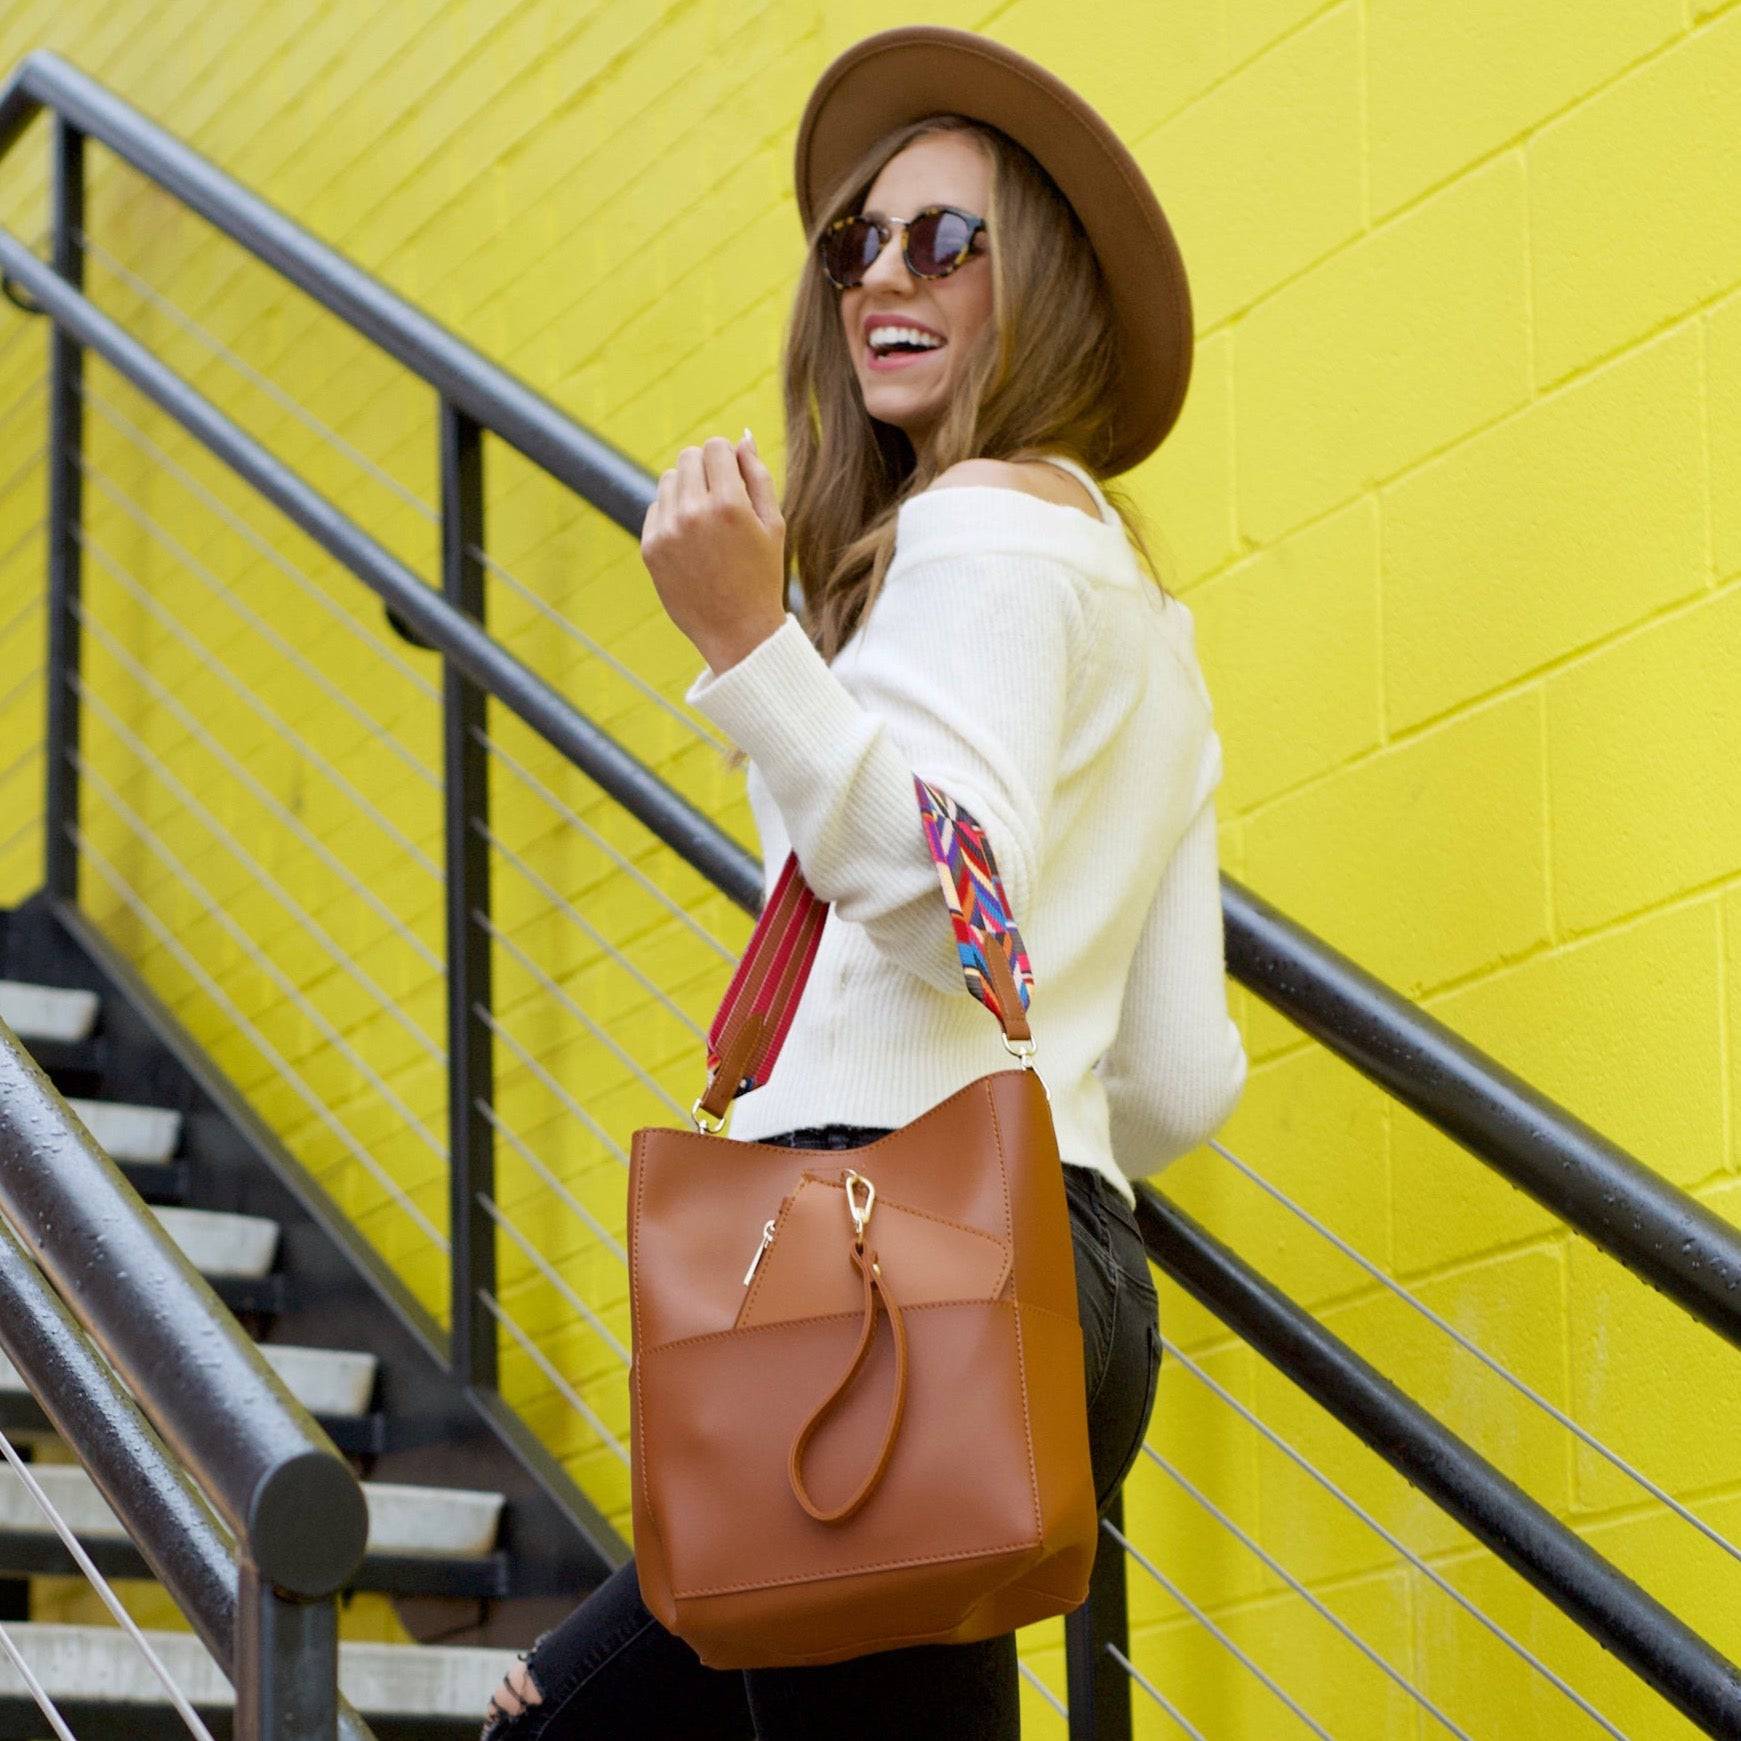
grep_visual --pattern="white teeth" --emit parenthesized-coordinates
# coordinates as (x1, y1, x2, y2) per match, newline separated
(868, 325, 945, 353)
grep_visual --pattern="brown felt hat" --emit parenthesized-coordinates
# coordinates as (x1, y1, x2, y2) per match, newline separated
(793, 25, 1195, 476)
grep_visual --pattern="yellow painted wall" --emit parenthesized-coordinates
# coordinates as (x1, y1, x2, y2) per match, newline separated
(0, 1, 1737, 1732)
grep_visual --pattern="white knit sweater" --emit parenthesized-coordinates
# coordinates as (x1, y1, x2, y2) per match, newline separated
(683, 455, 1247, 1210)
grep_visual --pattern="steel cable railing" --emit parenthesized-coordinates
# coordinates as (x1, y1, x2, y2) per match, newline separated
(1139, 1185, 1741, 1734)
(64, 489, 645, 1447)
(475, 1193, 629, 1363)
(0, 1420, 218, 1740)
(471, 722, 742, 965)
(69, 605, 447, 977)
(475, 1289, 627, 1464)
(1105, 1514, 1338, 1741)
(1203, 1133, 1741, 1570)
(473, 1101, 626, 1260)
(68, 749, 453, 1178)
(1101, 1642, 1208, 1741)
(71, 681, 447, 1072)
(77, 382, 441, 705)
(471, 905, 695, 1115)
(72, 223, 734, 758)
(1017, 1658, 1070, 1725)
(72, 780, 625, 1458)
(473, 820, 726, 1030)
(1154, 1329, 1631, 1736)
(74, 447, 443, 791)
(0, 1625, 77, 1741)
(1141, 1444, 1475, 1739)
(75, 525, 446, 879)
(69, 823, 450, 1253)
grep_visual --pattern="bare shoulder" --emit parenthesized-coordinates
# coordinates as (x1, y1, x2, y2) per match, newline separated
(927, 457, 1100, 522)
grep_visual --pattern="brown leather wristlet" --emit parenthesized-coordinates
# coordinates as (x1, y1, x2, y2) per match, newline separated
(786, 1234, 908, 1524)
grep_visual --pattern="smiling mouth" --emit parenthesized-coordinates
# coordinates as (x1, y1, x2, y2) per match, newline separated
(865, 340, 947, 369)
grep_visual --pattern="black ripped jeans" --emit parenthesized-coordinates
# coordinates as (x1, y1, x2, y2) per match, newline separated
(479, 1124, 1162, 1741)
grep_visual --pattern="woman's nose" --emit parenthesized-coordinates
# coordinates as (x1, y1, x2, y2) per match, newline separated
(861, 227, 914, 290)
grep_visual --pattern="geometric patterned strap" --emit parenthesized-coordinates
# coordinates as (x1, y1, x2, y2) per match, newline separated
(700, 773, 1035, 1115)
(913, 775, 1034, 1036)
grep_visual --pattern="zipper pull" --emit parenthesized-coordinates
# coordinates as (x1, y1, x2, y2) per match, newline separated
(742, 1217, 778, 1287)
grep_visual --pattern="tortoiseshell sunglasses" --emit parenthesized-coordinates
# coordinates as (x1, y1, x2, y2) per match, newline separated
(818, 204, 988, 289)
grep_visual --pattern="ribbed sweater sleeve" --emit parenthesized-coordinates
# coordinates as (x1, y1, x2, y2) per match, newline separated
(683, 544, 1085, 997)
(1095, 731, 1248, 1176)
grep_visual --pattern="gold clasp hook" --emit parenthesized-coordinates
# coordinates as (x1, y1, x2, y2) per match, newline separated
(1001, 1033, 1037, 1068)
(843, 1168, 876, 1252)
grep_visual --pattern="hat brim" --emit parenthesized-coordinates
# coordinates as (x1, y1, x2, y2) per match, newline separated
(794, 25, 1194, 475)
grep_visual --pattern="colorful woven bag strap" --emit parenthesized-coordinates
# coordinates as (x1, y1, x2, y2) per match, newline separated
(693, 774, 1035, 1128)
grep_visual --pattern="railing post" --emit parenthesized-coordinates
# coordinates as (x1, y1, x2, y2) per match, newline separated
(441, 398, 496, 1388)
(43, 114, 83, 902)
(235, 1561, 340, 1741)
(1064, 1496, 1133, 1741)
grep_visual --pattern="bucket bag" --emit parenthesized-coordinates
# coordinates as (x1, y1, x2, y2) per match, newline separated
(626, 773, 1098, 1669)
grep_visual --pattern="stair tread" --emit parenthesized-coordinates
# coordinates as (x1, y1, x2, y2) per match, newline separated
(0, 1620, 509, 1716)
(149, 1204, 281, 1278)
(0, 979, 98, 1042)
(0, 1465, 506, 1558)
(0, 1342, 378, 1418)
(65, 1096, 182, 1163)
(256, 1342, 379, 1414)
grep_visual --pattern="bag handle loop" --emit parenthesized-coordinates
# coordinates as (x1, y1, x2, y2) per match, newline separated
(786, 1171, 909, 1523)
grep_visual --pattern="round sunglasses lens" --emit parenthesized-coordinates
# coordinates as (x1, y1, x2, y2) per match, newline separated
(823, 218, 878, 286)
(910, 209, 974, 275)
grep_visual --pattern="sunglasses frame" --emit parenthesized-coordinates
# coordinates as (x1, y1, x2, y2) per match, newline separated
(818, 203, 988, 290)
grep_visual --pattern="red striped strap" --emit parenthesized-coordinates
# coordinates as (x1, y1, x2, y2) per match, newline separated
(698, 775, 1034, 1120)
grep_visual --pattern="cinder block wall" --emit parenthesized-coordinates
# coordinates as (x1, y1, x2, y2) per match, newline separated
(0, 2, 1735, 1730)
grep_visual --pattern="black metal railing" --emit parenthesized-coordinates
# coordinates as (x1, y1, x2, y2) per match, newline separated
(2, 43, 1739, 1739)
(0, 1015, 374, 1740)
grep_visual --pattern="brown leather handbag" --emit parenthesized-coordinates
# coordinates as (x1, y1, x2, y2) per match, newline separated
(627, 775, 1098, 1669)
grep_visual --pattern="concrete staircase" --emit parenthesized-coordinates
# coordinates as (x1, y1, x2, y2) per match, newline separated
(0, 975, 567, 1738)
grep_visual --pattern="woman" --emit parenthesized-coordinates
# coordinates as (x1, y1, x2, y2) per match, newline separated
(482, 23, 1245, 1740)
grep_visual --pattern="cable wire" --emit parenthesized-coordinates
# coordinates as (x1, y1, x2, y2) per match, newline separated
(0, 1425, 217, 1739)
(69, 825, 448, 1255)
(1207, 1134, 1741, 1572)
(1156, 1330, 1629, 1739)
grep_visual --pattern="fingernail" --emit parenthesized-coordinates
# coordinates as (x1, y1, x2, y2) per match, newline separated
(743, 426, 758, 453)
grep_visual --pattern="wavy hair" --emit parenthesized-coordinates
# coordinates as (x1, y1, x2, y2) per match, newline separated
(720, 114, 1181, 772)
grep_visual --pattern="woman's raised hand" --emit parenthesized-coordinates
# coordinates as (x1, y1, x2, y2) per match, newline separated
(641, 431, 789, 674)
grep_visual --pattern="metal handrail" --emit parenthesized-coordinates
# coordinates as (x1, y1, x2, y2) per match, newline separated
(0, 1017, 374, 1740)
(1224, 877, 1741, 1351)
(0, 51, 649, 530)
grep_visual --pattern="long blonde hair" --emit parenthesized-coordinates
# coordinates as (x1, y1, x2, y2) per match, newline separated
(722, 114, 1179, 771)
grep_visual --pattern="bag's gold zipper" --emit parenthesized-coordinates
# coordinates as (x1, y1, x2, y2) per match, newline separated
(741, 1176, 821, 1292)
(742, 1216, 778, 1287)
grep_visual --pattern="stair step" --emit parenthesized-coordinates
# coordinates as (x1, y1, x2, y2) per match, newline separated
(0, 1621, 508, 1725)
(256, 1343, 379, 1416)
(0, 1342, 377, 1420)
(150, 1204, 280, 1278)
(0, 1466, 506, 1559)
(0, 978, 98, 1043)
(66, 1095, 182, 1164)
